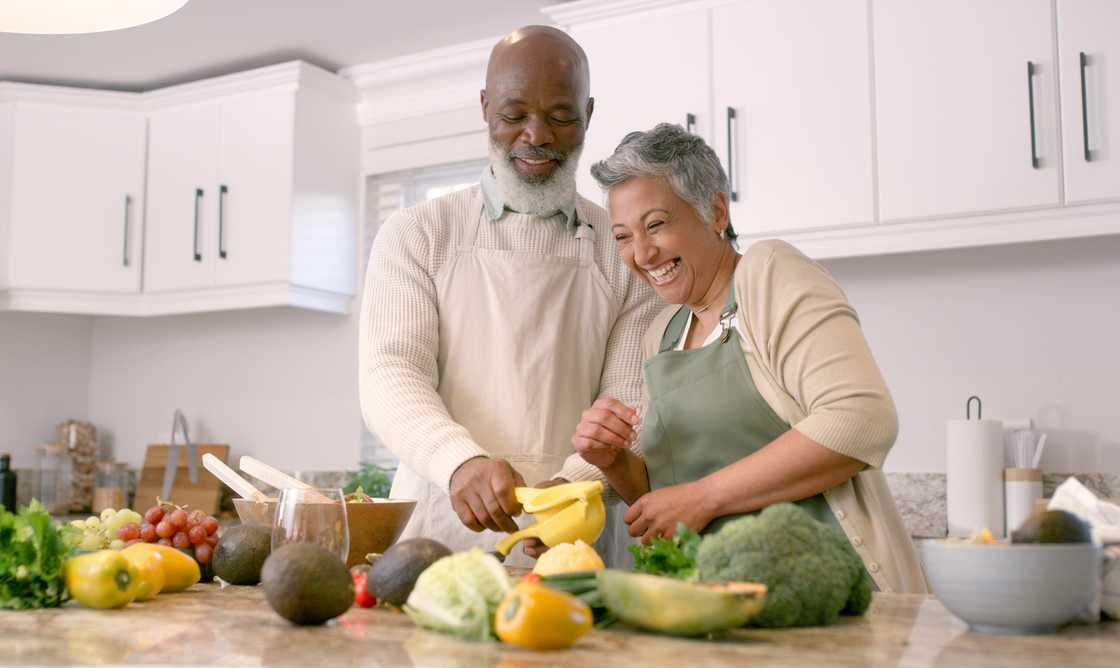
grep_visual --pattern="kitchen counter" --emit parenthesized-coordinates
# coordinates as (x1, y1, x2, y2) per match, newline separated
(1, 586, 1116, 667)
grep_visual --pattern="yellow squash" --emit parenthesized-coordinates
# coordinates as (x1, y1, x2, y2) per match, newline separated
(122, 543, 200, 592)
(495, 481, 605, 556)
(495, 581, 592, 650)
(120, 544, 166, 600)
(65, 550, 139, 609)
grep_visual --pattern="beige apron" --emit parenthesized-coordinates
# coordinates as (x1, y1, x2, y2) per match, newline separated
(390, 193, 617, 569)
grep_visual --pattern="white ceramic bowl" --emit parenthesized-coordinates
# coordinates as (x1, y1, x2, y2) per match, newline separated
(921, 540, 1101, 635)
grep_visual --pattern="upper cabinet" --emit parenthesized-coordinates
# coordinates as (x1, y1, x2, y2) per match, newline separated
(874, 0, 1060, 221)
(1057, 0, 1120, 203)
(712, 0, 875, 234)
(0, 91, 146, 296)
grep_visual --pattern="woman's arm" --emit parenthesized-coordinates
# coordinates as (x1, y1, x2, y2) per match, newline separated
(599, 447, 651, 505)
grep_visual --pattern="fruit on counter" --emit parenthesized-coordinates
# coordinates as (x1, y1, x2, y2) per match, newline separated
(494, 481, 606, 557)
(695, 503, 871, 628)
(495, 580, 593, 650)
(351, 565, 377, 608)
(366, 537, 452, 607)
(404, 548, 511, 641)
(1011, 509, 1092, 544)
(64, 550, 139, 609)
(122, 543, 200, 592)
(212, 525, 272, 585)
(137, 501, 219, 559)
(261, 543, 353, 625)
(119, 544, 165, 601)
(60, 508, 144, 551)
(532, 539, 605, 576)
(597, 570, 766, 636)
(0, 500, 70, 609)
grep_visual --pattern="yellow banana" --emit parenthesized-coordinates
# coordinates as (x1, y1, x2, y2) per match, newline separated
(495, 481, 606, 556)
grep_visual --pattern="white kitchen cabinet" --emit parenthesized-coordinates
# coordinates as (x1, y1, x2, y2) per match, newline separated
(1058, 0, 1120, 204)
(0, 93, 145, 295)
(712, 0, 875, 235)
(874, 0, 1060, 222)
(569, 4, 711, 202)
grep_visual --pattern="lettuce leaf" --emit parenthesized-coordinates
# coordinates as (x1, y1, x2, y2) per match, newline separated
(0, 500, 71, 609)
(628, 523, 701, 581)
(403, 549, 512, 641)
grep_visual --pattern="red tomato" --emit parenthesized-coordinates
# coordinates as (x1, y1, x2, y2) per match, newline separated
(352, 572, 376, 608)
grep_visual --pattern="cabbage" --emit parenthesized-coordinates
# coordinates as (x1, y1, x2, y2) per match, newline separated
(403, 549, 512, 641)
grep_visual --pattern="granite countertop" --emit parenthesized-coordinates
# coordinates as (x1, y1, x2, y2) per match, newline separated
(1, 585, 1116, 667)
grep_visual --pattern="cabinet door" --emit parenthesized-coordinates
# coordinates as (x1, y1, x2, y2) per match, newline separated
(713, 0, 875, 235)
(145, 102, 219, 292)
(214, 89, 294, 287)
(571, 6, 711, 202)
(8, 104, 145, 292)
(874, 0, 1059, 221)
(1058, 0, 1120, 203)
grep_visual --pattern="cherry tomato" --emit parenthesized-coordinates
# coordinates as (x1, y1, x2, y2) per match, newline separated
(352, 572, 376, 608)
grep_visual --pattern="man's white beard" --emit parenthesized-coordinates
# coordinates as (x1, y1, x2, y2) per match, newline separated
(489, 140, 582, 217)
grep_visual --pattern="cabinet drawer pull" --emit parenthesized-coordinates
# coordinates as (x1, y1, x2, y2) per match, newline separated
(219, 184, 228, 259)
(1079, 51, 1091, 162)
(1027, 62, 1039, 169)
(122, 195, 132, 268)
(686, 112, 697, 135)
(193, 188, 203, 262)
(726, 106, 739, 202)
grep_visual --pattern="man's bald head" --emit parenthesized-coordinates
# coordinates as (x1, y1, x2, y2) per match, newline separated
(485, 25, 590, 101)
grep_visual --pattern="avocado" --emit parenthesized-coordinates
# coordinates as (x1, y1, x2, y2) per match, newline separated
(596, 570, 767, 636)
(366, 538, 452, 607)
(1011, 509, 1092, 544)
(212, 525, 272, 585)
(261, 543, 353, 625)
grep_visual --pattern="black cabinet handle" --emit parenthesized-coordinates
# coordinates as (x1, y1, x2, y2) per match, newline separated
(218, 184, 228, 259)
(122, 195, 131, 268)
(1079, 51, 1091, 162)
(193, 188, 203, 262)
(1027, 62, 1039, 169)
(685, 112, 696, 135)
(726, 107, 739, 202)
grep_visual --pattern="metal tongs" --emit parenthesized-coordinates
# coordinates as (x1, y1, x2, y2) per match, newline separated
(161, 409, 199, 501)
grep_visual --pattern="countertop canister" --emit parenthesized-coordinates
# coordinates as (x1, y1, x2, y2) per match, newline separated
(947, 396, 1005, 538)
(1004, 468, 1043, 536)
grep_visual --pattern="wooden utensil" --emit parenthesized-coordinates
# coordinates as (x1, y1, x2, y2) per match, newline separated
(202, 453, 270, 502)
(238, 456, 333, 502)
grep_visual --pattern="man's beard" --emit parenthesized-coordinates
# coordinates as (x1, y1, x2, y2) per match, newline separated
(489, 139, 582, 217)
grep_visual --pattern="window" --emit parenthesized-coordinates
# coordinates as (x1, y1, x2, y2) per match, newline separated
(359, 159, 487, 468)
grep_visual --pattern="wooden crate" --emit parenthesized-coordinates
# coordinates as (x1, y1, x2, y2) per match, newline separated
(135, 444, 229, 514)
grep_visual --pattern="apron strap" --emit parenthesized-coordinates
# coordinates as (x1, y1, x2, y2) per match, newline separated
(575, 211, 594, 267)
(658, 281, 739, 353)
(460, 192, 487, 252)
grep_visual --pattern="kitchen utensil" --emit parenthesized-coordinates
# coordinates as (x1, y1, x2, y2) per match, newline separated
(921, 541, 1101, 634)
(947, 396, 1005, 538)
(1004, 468, 1043, 535)
(162, 410, 199, 502)
(494, 481, 605, 556)
(238, 456, 332, 502)
(271, 487, 350, 564)
(202, 453, 269, 502)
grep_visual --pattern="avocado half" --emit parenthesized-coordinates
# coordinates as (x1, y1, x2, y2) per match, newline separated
(596, 570, 767, 636)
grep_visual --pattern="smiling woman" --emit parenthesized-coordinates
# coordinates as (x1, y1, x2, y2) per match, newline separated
(0, 0, 190, 34)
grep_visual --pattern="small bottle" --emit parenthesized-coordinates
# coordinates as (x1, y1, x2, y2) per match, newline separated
(0, 453, 16, 512)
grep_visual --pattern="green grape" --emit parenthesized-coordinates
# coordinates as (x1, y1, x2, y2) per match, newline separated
(109, 539, 125, 550)
(100, 508, 115, 522)
(79, 532, 104, 550)
(84, 517, 100, 530)
(105, 510, 132, 536)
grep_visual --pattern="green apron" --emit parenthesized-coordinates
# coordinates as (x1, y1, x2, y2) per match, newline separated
(641, 284, 838, 536)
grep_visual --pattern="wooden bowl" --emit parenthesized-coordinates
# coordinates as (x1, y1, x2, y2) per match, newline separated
(233, 497, 416, 568)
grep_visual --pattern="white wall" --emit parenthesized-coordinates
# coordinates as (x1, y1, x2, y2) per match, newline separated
(87, 306, 360, 471)
(824, 234, 1120, 474)
(0, 312, 93, 467)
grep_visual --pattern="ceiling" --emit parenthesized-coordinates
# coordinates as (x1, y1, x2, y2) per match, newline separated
(0, 0, 562, 91)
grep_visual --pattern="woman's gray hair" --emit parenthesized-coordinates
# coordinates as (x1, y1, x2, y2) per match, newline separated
(590, 123, 735, 238)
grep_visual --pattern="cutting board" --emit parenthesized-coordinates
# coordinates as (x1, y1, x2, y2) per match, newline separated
(135, 444, 229, 514)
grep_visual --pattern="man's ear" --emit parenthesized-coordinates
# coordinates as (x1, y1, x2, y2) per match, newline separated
(585, 96, 595, 130)
(480, 89, 489, 122)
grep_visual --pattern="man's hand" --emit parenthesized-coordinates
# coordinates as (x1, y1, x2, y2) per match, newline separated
(521, 478, 569, 559)
(572, 397, 639, 469)
(449, 457, 525, 533)
(624, 481, 714, 544)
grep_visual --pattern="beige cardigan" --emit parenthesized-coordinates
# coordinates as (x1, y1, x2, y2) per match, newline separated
(640, 239, 928, 593)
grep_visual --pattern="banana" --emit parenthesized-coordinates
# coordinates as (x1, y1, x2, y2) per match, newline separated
(494, 481, 606, 556)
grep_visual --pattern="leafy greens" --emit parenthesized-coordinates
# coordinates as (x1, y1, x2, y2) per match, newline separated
(628, 523, 701, 581)
(0, 500, 71, 609)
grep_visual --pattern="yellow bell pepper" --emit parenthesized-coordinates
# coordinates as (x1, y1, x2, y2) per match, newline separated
(120, 544, 166, 601)
(495, 581, 592, 650)
(65, 550, 139, 609)
(122, 543, 199, 593)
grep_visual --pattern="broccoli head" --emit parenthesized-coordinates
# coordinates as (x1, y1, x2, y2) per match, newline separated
(695, 503, 871, 627)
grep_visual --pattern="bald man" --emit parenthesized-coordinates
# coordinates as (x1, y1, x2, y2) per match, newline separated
(359, 26, 660, 566)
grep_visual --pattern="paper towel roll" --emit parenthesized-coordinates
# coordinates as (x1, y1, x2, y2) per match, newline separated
(947, 418, 1005, 538)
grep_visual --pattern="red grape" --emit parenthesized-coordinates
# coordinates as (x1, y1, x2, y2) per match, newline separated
(156, 519, 176, 538)
(144, 506, 164, 524)
(201, 517, 219, 535)
(124, 539, 142, 547)
(139, 523, 156, 542)
(188, 525, 207, 545)
(157, 537, 172, 546)
(205, 533, 219, 546)
(168, 509, 188, 530)
(172, 531, 190, 549)
(187, 510, 206, 527)
(117, 523, 139, 541)
(194, 543, 213, 564)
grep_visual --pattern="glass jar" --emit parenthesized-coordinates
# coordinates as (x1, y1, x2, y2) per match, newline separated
(93, 461, 129, 513)
(35, 443, 71, 514)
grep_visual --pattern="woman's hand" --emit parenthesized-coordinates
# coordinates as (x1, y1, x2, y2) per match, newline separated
(571, 397, 640, 469)
(624, 481, 715, 544)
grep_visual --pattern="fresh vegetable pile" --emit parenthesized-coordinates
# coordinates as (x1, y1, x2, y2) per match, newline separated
(0, 501, 70, 609)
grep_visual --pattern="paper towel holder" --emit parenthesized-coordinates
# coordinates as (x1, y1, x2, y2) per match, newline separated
(966, 395, 983, 420)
